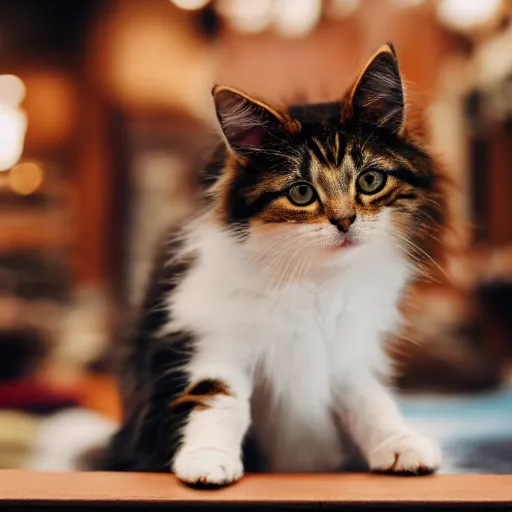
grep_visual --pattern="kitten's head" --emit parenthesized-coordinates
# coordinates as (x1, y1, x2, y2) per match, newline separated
(208, 44, 444, 275)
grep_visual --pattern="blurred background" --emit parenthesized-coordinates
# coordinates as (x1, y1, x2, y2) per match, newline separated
(0, 0, 511, 473)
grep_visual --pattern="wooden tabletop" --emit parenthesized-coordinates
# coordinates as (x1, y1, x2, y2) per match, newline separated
(1, 470, 511, 508)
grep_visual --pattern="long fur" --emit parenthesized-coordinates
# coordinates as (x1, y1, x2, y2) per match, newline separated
(104, 44, 445, 484)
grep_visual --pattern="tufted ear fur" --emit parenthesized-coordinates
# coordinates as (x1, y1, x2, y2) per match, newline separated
(347, 43, 405, 134)
(212, 85, 300, 159)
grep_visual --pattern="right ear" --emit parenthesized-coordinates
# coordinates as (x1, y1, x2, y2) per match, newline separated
(212, 85, 300, 158)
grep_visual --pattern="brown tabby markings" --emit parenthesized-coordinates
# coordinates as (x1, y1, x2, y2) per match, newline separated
(210, 43, 444, 270)
(171, 379, 233, 411)
(250, 140, 429, 226)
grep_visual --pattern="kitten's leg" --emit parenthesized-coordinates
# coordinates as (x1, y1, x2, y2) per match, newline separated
(335, 372, 441, 474)
(172, 362, 251, 486)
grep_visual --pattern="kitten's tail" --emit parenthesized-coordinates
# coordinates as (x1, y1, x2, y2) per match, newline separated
(27, 408, 117, 471)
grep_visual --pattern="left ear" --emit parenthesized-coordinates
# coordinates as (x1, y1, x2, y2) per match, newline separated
(347, 43, 405, 134)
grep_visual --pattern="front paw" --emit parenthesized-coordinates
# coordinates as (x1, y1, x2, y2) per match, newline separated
(368, 433, 441, 475)
(173, 447, 243, 486)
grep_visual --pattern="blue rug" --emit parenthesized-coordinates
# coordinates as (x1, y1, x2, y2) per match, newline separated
(399, 387, 512, 474)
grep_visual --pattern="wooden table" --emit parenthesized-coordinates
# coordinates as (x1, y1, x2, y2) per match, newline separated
(0, 471, 511, 510)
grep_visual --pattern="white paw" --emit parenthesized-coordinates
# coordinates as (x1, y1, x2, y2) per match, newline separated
(173, 448, 243, 486)
(368, 433, 441, 474)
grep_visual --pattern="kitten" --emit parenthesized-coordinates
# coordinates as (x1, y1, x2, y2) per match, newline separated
(104, 43, 444, 485)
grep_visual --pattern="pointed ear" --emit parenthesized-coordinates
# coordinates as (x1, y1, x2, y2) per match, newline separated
(212, 85, 300, 157)
(348, 43, 405, 134)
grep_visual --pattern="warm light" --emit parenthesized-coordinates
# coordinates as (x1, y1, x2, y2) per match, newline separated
(392, 0, 424, 7)
(0, 108, 27, 171)
(170, 0, 210, 10)
(274, 0, 321, 38)
(220, 0, 274, 34)
(437, 0, 502, 31)
(0, 75, 26, 108)
(0, 75, 27, 171)
(8, 161, 44, 196)
(327, 0, 361, 19)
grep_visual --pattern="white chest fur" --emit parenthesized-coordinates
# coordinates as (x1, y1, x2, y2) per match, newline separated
(167, 226, 411, 472)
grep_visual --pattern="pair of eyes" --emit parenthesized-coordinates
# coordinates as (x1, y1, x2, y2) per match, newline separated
(288, 169, 386, 206)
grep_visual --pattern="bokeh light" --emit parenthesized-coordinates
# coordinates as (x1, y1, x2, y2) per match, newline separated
(8, 161, 44, 195)
(0, 75, 26, 108)
(437, 0, 503, 32)
(170, 0, 210, 10)
(219, 0, 274, 34)
(274, 0, 322, 38)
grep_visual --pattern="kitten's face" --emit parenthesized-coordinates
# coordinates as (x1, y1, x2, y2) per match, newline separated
(211, 44, 442, 272)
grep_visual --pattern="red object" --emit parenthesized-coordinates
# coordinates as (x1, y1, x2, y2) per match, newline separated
(0, 379, 79, 412)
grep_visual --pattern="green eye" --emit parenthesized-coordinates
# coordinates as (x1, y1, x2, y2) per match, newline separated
(357, 170, 387, 195)
(288, 183, 316, 206)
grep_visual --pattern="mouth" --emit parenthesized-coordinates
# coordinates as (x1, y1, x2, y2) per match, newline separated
(326, 236, 355, 252)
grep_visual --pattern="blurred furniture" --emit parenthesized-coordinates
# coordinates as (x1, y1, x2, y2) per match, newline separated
(120, 113, 212, 307)
(0, 0, 109, 294)
(464, 32, 512, 365)
(467, 94, 512, 246)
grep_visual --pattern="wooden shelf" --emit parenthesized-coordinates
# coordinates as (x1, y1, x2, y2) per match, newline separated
(0, 211, 70, 251)
(0, 471, 511, 510)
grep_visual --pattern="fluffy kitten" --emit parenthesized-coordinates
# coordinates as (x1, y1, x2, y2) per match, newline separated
(104, 44, 444, 485)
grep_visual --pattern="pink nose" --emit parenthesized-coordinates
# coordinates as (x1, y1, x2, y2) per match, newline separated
(329, 215, 356, 232)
